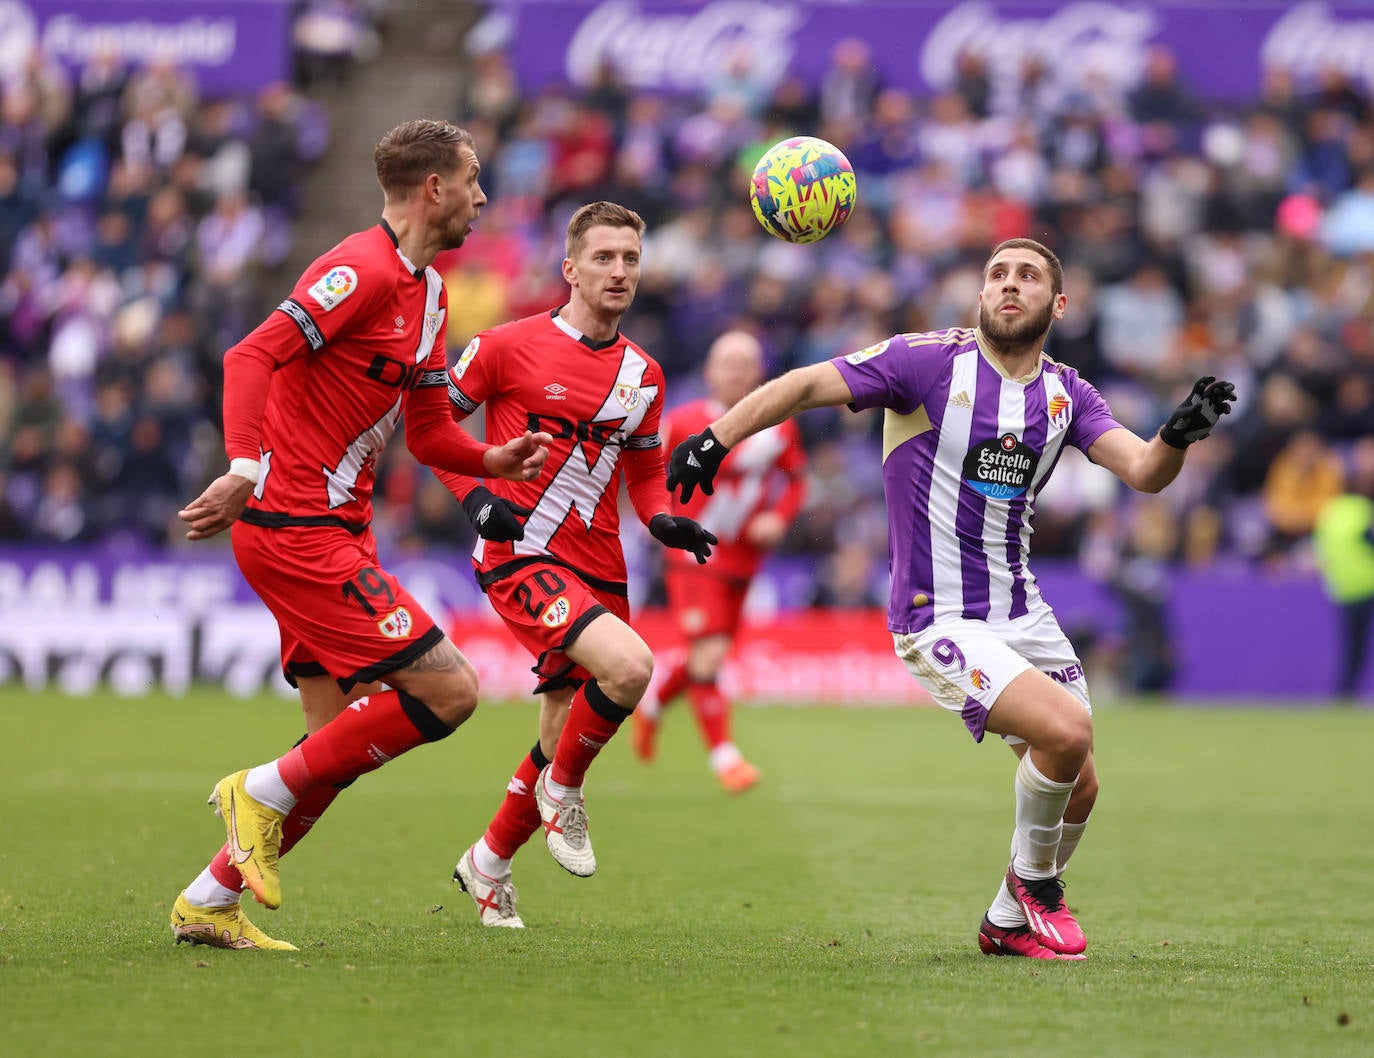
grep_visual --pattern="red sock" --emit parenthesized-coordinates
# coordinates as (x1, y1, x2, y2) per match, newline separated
(482, 747, 545, 859)
(206, 783, 346, 890)
(276, 689, 452, 794)
(550, 680, 632, 788)
(656, 660, 689, 707)
(281, 783, 346, 856)
(688, 679, 731, 750)
(208, 844, 247, 891)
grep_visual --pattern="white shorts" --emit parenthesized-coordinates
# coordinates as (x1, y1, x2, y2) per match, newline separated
(893, 608, 1090, 744)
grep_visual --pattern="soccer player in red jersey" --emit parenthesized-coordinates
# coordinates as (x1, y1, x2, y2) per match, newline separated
(634, 330, 807, 793)
(168, 119, 552, 951)
(437, 201, 717, 927)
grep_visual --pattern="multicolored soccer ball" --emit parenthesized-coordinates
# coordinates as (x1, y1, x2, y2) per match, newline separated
(748, 136, 857, 244)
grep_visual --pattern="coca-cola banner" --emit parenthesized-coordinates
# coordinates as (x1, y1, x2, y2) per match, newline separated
(0, 0, 291, 94)
(502, 0, 1374, 101)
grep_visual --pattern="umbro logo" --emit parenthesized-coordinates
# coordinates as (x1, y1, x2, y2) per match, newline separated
(949, 390, 972, 409)
(545, 382, 567, 401)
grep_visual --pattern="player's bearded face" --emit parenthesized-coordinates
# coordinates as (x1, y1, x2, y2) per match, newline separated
(978, 294, 1056, 346)
(978, 254, 1061, 349)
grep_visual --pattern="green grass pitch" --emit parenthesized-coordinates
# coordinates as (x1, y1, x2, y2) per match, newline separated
(1, 687, 1370, 1057)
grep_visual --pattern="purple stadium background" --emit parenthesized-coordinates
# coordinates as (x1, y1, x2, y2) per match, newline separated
(0, 0, 291, 94)
(502, 1, 1374, 102)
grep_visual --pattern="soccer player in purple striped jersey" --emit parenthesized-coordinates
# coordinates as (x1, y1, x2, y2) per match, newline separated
(668, 238, 1235, 960)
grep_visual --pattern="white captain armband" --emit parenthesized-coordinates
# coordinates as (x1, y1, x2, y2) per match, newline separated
(228, 458, 262, 483)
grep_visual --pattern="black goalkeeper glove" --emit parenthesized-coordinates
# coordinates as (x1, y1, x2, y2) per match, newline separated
(461, 486, 533, 542)
(649, 513, 718, 565)
(666, 427, 729, 503)
(1159, 376, 1236, 449)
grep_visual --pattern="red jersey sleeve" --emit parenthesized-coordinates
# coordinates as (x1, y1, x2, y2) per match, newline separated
(624, 361, 670, 524)
(446, 329, 500, 415)
(223, 251, 385, 461)
(404, 285, 490, 477)
(277, 256, 383, 351)
(221, 312, 309, 461)
(433, 326, 504, 499)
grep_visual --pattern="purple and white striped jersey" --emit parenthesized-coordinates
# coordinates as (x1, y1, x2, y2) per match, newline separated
(832, 327, 1122, 635)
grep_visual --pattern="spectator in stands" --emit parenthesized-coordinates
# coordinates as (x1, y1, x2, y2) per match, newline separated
(249, 83, 310, 216)
(1261, 428, 1346, 557)
(8, 3, 1374, 611)
(818, 37, 880, 127)
(1313, 438, 1374, 698)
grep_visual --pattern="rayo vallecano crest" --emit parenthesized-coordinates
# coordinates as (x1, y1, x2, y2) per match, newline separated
(615, 384, 641, 412)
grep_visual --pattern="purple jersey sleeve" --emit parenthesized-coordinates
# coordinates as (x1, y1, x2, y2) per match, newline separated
(1064, 373, 1123, 451)
(830, 335, 927, 415)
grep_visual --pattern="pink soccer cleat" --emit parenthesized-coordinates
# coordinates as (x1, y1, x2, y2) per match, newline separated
(1004, 867, 1087, 955)
(978, 916, 1085, 960)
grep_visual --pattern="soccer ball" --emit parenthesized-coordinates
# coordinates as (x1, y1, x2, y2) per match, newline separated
(748, 136, 857, 244)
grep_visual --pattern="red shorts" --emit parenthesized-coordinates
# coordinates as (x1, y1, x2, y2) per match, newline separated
(481, 561, 630, 693)
(232, 520, 443, 690)
(664, 566, 750, 639)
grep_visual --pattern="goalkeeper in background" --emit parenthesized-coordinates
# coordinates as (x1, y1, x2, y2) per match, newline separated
(634, 329, 807, 793)
(667, 237, 1236, 960)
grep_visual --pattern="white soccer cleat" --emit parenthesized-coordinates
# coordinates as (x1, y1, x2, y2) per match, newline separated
(533, 766, 596, 877)
(453, 847, 524, 928)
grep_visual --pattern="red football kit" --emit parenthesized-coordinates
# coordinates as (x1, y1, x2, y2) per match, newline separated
(222, 221, 491, 686)
(662, 399, 806, 637)
(438, 309, 671, 689)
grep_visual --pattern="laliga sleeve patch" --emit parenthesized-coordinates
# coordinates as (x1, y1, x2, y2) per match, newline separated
(845, 338, 890, 365)
(453, 335, 480, 379)
(307, 265, 358, 311)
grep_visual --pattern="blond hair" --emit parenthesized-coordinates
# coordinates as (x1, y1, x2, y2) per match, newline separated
(565, 201, 646, 258)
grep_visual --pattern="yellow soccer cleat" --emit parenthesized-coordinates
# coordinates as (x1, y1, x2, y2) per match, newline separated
(170, 892, 298, 951)
(209, 770, 285, 909)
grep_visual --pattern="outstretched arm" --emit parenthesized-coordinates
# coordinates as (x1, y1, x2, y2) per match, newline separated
(1089, 376, 1236, 493)
(1087, 428, 1187, 494)
(668, 363, 853, 502)
(712, 362, 854, 446)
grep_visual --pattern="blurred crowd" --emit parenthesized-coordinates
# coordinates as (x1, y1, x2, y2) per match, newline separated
(5, 14, 1374, 649)
(0, 1, 392, 545)
(402, 35, 1374, 602)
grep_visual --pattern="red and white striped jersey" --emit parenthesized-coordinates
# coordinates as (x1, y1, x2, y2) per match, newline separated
(444, 310, 670, 589)
(237, 223, 450, 528)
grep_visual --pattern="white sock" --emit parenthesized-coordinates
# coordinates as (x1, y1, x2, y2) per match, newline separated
(543, 771, 579, 802)
(708, 743, 743, 773)
(1012, 754, 1076, 880)
(244, 762, 297, 814)
(986, 856, 1027, 928)
(472, 837, 512, 881)
(989, 814, 1091, 926)
(183, 867, 241, 908)
(1058, 818, 1089, 873)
